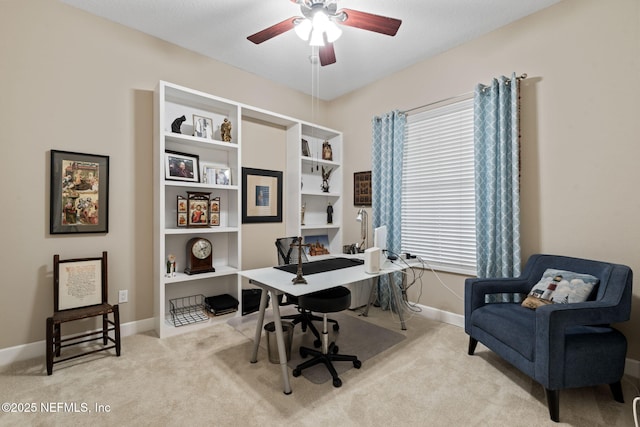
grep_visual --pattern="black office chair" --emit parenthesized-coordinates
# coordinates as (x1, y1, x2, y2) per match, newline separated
(292, 286, 362, 387)
(275, 237, 340, 348)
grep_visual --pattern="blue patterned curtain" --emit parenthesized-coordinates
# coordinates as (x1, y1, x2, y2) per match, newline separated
(474, 73, 521, 282)
(372, 110, 406, 309)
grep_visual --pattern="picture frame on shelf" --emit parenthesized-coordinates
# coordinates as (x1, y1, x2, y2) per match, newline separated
(354, 170, 372, 206)
(165, 150, 199, 183)
(177, 195, 187, 227)
(192, 114, 213, 139)
(187, 192, 210, 228)
(304, 234, 331, 256)
(50, 150, 109, 234)
(215, 168, 231, 186)
(201, 162, 217, 185)
(242, 167, 282, 223)
(210, 197, 220, 226)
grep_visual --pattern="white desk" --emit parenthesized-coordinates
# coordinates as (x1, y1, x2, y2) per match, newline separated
(238, 255, 415, 394)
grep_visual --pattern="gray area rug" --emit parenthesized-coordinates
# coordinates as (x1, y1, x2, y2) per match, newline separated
(227, 308, 406, 384)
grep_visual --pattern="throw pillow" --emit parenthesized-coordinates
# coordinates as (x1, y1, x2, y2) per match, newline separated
(521, 268, 599, 309)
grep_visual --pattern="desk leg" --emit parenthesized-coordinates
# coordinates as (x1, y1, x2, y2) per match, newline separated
(250, 286, 270, 363)
(269, 289, 292, 395)
(362, 276, 379, 317)
(387, 273, 407, 330)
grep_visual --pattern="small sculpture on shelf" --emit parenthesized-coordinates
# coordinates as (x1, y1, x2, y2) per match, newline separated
(322, 140, 333, 161)
(221, 118, 232, 142)
(171, 115, 186, 134)
(321, 166, 333, 193)
(301, 202, 306, 225)
(327, 202, 333, 224)
(165, 254, 176, 277)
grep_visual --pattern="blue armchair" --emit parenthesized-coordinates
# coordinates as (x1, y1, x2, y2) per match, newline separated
(465, 254, 632, 422)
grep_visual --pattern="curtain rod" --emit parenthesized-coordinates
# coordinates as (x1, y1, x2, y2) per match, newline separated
(402, 73, 527, 115)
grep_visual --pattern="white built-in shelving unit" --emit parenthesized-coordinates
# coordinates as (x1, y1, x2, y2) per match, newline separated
(154, 81, 343, 338)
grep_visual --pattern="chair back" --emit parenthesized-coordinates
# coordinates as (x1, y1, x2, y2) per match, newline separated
(522, 254, 632, 322)
(54, 251, 108, 312)
(275, 237, 308, 266)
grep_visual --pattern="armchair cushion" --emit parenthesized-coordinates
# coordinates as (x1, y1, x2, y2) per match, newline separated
(522, 268, 599, 309)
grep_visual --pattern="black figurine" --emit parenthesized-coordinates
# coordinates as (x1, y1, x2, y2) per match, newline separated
(171, 115, 186, 133)
(327, 202, 333, 224)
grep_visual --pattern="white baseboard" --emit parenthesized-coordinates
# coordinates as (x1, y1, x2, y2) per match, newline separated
(625, 358, 640, 380)
(0, 317, 155, 368)
(411, 302, 465, 328)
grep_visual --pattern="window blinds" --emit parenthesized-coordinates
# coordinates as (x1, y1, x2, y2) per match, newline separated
(401, 97, 476, 275)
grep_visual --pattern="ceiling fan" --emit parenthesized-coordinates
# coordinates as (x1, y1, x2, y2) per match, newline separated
(247, 0, 402, 66)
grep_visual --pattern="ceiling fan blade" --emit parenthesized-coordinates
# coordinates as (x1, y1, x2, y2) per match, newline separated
(337, 8, 402, 36)
(319, 42, 336, 66)
(247, 17, 298, 44)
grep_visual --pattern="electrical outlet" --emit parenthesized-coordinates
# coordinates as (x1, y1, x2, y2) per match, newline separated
(118, 290, 128, 303)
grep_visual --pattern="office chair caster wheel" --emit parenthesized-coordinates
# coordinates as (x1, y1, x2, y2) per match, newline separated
(333, 324, 339, 331)
(332, 377, 342, 388)
(353, 360, 362, 369)
(292, 368, 301, 377)
(332, 345, 339, 354)
(313, 339, 321, 348)
(300, 348, 309, 358)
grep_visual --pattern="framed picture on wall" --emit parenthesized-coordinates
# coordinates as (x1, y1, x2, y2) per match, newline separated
(50, 150, 109, 234)
(242, 167, 282, 223)
(354, 171, 372, 206)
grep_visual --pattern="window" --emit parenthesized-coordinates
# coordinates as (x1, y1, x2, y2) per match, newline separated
(401, 96, 476, 275)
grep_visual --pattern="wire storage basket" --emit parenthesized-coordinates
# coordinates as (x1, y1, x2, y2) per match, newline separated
(169, 294, 208, 327)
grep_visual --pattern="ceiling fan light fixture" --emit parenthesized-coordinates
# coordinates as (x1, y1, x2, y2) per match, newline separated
(309, 28, 325, 46)
(294, 18, 313, 41)
(325, 20, 342, 43)
(312, 8, 330, 31)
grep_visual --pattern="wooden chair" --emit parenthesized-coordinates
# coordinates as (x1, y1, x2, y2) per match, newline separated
(46, 251, 121, 375)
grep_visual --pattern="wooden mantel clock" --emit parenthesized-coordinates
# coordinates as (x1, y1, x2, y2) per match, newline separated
(184, 237, 216, 275)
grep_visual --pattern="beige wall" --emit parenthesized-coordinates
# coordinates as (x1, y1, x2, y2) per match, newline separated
(2, 0, 640, 361)
(0, 0, 324, 350)
(330, 0, 640, 356)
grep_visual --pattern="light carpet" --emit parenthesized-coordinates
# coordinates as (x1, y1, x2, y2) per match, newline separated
(227, 308, 406, 384)
(0, 307, 638, 426)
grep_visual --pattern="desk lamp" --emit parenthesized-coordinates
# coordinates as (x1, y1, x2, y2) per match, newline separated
(356, 207, 368, 252)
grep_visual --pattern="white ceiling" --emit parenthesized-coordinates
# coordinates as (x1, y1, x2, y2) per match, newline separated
(59, 0, 561, 101)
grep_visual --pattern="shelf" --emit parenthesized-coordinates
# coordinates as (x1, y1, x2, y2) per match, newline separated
(164, 131, 238, 152)
(301, 190, 340, 197)
(161, 310, 237, 338)
(164, 226, 239, 235)
(163, 181, 238, 191)
(301, 156, 340, 168)
(302, 224, 341, 230)
(156, 81, 243, 339)
(163, 265, 239, 284)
